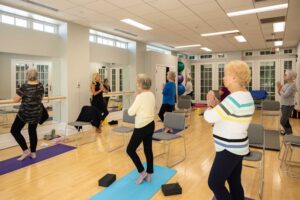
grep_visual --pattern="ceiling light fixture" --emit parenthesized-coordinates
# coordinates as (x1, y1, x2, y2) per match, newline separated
(201, 47, 212, 52)
(201, 30, 239, 37)
(121, 18, 152, 30)
(175, 44, 201, 49)
(273, 22, 285, 32)
(274, 41, 283, 46)
(234, 35, 247, 42)
(227, 3, 288, 17)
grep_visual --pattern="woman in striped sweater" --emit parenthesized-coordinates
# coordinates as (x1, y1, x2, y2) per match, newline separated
(204, 61, 255, 200)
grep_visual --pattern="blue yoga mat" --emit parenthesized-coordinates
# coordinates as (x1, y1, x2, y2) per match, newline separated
(90, 164, 177, 200)
(154, 128, 182, 134)
(0, 144, 76, 176)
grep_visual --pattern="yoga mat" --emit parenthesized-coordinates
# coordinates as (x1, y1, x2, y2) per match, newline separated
(0, 144, 76, 176)
(90, 164, 176, 200)
(213, 197, 254, 200)
(154, 128, 182, 134)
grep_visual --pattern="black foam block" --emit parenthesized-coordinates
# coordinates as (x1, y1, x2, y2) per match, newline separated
(161, 183, 182, 196)
(98, 174, 116, 187)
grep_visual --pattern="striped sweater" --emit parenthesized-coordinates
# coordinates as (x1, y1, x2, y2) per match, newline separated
(204, 91, 255, 156)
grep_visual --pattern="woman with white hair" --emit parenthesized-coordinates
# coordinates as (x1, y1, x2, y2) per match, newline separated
(277, 69, 298, 135)
(127, 74, 155, 184)
(11, 68, 44, 161)
(184, 75, 193, 98)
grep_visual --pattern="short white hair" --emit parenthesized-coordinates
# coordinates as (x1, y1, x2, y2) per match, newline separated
(137, 74, 152, 89)
(286, 69, 297, 80)
(26, 68, 38, 81)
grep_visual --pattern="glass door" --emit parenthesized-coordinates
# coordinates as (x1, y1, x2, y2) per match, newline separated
(35, 63, 51, 97)
(200, 64, 212, 100)
(260, 61, 276, 100)
(246, 62, 253, 91)
(218, 63, 225, 88)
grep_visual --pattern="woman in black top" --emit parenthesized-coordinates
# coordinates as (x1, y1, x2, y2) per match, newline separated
(91, 73, 109, 133)
(103, 78, 111, 108)
(11, 68, 44, 161)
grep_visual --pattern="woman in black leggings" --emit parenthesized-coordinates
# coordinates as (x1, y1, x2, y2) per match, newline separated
(11, 68, 44, 161)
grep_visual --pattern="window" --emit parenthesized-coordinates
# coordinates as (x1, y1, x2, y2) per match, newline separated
(260, 50, 275, 55)
(189, 55, 195, 60)
(146, 45, 171, 55)
(89, 35, 96, 42)
(2, 14, 14, 25)
(15, 18, 27, 27)
(44, 24, 55, 33)
(260, 61, 276, 100)
(245, 51, 253, 56)
(36, 64, 49, 97)
(98, 68, 106, 82)
(111, 69, 116, 92)
(33, 22, 43, 31)
(200, 64, 212, 100)
(116, 41, 126, 49)
(90, 29, 129, 49)
(16, 64, 30, 91)
(200, 54, 212, 59)
(190, 65, 195, 99)
(218, 64, 225, 88)
(119, 68, 123, 92)
(284, 49, 293, 54)
(217, 53, 225, 58)
(246, 63, 253, 91)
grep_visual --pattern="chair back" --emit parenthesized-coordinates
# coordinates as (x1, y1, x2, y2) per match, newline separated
(164, 112, 185, 130)
(177, 98, 191, 109)
(123, 109, 135, 124)
(248, 123, 264, 146)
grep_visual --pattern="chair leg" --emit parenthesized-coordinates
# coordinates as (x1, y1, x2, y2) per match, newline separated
(107, 130, 125, 152)
(167, 137, 186, 167)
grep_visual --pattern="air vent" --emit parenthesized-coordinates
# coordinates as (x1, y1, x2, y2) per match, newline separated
(266, 38, 283, 42)
(114, 29, 138, 37)
(260, 16, 285, 24)
(21, 0, 59, 12)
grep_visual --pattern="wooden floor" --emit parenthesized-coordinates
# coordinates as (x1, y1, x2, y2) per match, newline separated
(0, 110, 300, 200)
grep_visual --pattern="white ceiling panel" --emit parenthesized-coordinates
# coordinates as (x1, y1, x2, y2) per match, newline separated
(123, 3, 158, 16)
(145, 0, 184, 11)
(29, 0, 76, 10)
(68, 0, 98, 5)
(105, 0, 144, 8)
(217, 0, 254, 12)
(84, 0, 119, 13)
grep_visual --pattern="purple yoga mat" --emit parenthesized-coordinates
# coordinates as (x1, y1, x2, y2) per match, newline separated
(0, 144, 76, 176)
(154, 128, 182, 134)
(213, 197, 253, 200)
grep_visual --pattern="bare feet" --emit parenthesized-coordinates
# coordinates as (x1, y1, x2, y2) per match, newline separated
(17, 150, 31, 161)
(164, 128, 173, 133)
(146, 174, 151, 183)
(135, 171, 147, 184)
(30, 152, 37, 159)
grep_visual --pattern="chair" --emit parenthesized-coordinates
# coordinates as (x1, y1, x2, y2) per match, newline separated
(243, 123, 265, 200)
(152, 112, 186, 167)
(174, 96, 192, 127)
(64, 121, 94, 146)
(107, 109, 135, 152)
(279, 135, 300, 178)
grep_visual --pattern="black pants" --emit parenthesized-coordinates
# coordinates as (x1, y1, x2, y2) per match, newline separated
(126, 121, 155, 174)
(158, 104, 174, 122)
(208, 150, 244, 200)
(11, 116, 38, 152)
(104, 97, 110, 108)
(280, 105, 294, 134)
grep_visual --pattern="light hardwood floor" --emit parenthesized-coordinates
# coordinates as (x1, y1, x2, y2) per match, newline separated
(0, 110, 300, 200)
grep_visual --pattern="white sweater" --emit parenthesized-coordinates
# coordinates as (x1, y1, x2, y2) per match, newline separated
(128, 91, 156, 128)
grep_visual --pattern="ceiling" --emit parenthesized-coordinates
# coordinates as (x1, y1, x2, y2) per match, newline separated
(0, 0, 299, 54)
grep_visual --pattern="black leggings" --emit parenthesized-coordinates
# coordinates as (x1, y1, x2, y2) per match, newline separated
(11, 116, 38, 152)
(126, 121, 155, 174)
(208, 150, 244, 200)
(280, 105, 294, 134)
(158, 104, 175, 122)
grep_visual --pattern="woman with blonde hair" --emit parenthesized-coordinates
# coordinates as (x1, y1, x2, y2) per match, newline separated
(91, 73, 108, 133)
(204, 61, 255, 200)
(277, 69, 298, 135)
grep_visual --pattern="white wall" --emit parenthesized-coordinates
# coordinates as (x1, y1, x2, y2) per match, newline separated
(0, 23, 62, 57)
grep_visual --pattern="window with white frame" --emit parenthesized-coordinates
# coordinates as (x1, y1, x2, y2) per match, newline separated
(190, 65, 195, 99)
(110, 68, 123, 92)
(98, 67, 107, 82)
(200, 64, 212, 100)
(260, 61, 276, 100)
(246, 63, 253, 91)
(146, 45, 171, 55)
(218, 63, 225, 88)
(89, 29, 128, 49)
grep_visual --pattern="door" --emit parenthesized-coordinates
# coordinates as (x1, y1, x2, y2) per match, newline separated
(155, 65, 167, 113)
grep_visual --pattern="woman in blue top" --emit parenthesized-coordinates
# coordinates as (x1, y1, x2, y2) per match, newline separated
(158, 71, 176, 125)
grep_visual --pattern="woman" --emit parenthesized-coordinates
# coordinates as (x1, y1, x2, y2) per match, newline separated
(127, 74, 155, 184)
(158, 71, 176, 122)
(11, 68, 44, 161)
(91, 73, 109, 133)
(204, 61, 255, 200)
(184, 75, 193, 98)
(277, 70, 298, 135)
(103, 78, 111, 108)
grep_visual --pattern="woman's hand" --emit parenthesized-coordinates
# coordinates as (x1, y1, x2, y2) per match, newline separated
(276, 81, 282, 89)
(207, 91, 219, 108)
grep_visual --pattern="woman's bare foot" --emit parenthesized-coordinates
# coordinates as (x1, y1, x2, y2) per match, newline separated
(135, 171, 147, 184)
(30, 152, 37, 159)
(146, 174, 151, 183)
(17, 150, 31, 161)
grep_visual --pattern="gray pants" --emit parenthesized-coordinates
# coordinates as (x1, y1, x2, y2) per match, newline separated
(280, 105, 294, 134)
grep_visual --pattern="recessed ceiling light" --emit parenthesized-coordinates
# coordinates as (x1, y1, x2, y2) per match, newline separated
(201, 47, 212, 52)
(274, 41, 283, 46)
(121, 18, 152, 30)
(201, 30, 239, 37)
(273, 22, 285, 32)
(234, 35, 247, 42)
(175, 44, 201, 49)
(227, 3, 288, 17)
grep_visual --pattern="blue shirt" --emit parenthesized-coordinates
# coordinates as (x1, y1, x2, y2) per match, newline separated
(162, 82, 176, 105)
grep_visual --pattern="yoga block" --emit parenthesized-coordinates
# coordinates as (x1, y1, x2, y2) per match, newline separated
(98, 174, 116, 187)
(161, 183, 182, 196)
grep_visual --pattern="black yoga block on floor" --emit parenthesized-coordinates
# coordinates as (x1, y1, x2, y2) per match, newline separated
(98, 174, 116, 187)
(161, 183, 182, 196)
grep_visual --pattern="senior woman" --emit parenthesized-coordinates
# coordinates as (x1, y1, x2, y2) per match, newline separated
(126, 74, 156, 184)
(11, 68, 44, 161)
(277, 69, 298, 135)
(204, 61, 255, 200)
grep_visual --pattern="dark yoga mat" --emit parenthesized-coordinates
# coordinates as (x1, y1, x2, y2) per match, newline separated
(0, 144, 76, 176)
(250, 130, 280, 151)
